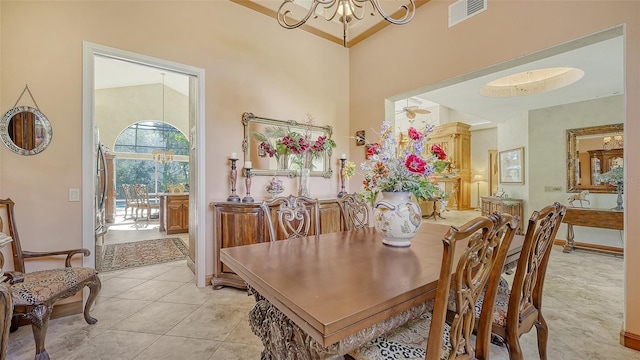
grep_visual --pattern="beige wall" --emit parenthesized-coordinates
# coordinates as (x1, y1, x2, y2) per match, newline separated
(529, 96, 624, 247)
(349, 0, 640, 342)
(2, 0, 640, 346)
(0, 1, 349, 278)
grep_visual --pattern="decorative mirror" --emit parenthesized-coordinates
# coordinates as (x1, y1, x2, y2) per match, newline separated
(0, 106, 53, 156)
(566, 123, 623, 193)
(242, 112, 334, 178)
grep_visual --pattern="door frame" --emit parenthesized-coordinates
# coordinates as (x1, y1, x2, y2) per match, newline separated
(82, 42, 207, 287)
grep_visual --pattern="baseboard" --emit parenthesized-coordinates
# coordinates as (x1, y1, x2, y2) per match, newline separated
(554, 239, 623, 256)
(620, 330, 640, 351)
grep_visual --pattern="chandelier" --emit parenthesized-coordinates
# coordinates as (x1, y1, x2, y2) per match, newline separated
(277, 0, 416, 47)
(603, 135, 623, 150)
(153, 73, 175, 165)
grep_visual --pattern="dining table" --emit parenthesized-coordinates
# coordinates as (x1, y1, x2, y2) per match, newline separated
(221, 223, 524, 359)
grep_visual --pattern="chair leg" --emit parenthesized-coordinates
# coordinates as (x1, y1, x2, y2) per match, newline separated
(535, 317, 549, 360)
(29, 304, 53, 360)
(83, 276, 102, 325)
(506, 331, 524, 360)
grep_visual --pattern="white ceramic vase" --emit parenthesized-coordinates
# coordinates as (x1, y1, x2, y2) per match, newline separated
(373, 191, 422, 247)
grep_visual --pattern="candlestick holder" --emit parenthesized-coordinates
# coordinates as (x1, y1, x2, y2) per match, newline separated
(227, 158, 241, 202)
(338, 158, 347, 198)
(242, 167, 254, 203)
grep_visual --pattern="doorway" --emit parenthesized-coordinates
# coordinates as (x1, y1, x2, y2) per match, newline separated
(82, 42, 207, 287)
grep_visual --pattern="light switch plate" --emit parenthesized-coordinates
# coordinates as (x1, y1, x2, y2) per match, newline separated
(69, 188, 80, 202)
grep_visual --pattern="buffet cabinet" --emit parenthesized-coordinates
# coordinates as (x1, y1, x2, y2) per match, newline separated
(211, 199, 343, 289)
(480, 196, 524, 234)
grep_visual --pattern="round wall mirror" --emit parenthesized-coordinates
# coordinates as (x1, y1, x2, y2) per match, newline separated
(0, 106, 52, 155)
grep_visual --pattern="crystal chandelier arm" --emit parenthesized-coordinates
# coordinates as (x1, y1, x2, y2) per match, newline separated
(364, 0, 416, 24)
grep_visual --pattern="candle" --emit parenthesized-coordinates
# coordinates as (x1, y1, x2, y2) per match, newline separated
(230, 152, 237, 159)
(340, 153, 347, 160)
(244, 161, 252, 168)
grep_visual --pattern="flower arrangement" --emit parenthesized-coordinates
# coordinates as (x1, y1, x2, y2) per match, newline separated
(254, 122, 336, 170)
(360, 121, 449, 205)
(597, 166, 624, 185)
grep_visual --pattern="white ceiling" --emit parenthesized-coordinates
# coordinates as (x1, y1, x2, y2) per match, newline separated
(403, 35, 624, 126)
(94, 56, 190, 96)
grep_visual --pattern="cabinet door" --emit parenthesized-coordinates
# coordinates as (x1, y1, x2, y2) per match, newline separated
(319, 201, 342, 234)
(217, 207, 263, 274)
(166, 199, 188, 234)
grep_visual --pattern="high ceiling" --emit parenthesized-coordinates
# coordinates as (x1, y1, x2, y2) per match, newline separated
(95, 2, 624, 128)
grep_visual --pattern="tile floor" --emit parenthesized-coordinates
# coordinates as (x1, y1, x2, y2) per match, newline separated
(6, 210, 640, 359)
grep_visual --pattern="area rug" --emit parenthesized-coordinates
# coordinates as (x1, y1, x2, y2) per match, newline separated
(97, 238, 189, 272)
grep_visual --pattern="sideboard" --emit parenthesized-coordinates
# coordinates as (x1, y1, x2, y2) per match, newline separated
(211, 198, 343, 289)
(480, 196, 524, 234)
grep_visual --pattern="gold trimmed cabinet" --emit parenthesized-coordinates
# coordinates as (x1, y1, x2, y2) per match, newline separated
(211, 198, 343, 289)
(480, 196, 524, 234)
(425, 122, 471, 210)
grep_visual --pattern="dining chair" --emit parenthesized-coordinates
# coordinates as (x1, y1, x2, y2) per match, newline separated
(121, 184, 139, 220)
(0, 198, 101, 360)
(487, 202, 566, 360)
(348, 212, 519, 360)
(133, 184, 160, 221)
(337, 192, 370, 230)
(261, 194, 320, 241)
(0, 283, 11, 360)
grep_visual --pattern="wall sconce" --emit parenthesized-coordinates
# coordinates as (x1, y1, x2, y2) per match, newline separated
(355, 130, 365, 146)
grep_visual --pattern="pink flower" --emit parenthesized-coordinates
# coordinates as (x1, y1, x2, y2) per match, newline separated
(405, 154, 427, 174)
(408, 127, 422, 141)
(431, 144, 446, 160)
(367, 143, 380, 159)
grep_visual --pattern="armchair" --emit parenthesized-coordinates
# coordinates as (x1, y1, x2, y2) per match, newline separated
(0, 198, 101, 360)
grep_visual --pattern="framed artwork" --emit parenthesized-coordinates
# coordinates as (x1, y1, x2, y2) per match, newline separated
(499, 147, 524, 184)
(355, 130, 366, 146)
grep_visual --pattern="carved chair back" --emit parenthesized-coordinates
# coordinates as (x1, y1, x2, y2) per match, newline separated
(133, 184, 159, 220)
(338, 193, 370, 231)
(427, 213, 518, 360)
(261, 195, 320, 241)
(348, 213, 518, 360)
(121, 184, 139, 219)
(492, 202, 566, 360)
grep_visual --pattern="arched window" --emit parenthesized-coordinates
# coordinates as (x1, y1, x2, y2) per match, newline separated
(114, 121, 189, 198)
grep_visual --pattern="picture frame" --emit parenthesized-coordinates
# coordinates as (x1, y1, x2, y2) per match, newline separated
(499, 147, 524, 184)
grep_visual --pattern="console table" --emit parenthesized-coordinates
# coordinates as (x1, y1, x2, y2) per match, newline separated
(562, 207, 623, 254)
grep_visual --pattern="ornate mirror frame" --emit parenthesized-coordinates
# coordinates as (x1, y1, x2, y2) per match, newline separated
(0, 106, 53, 156)
(566, 123, 623, 193)
(242, 112, 334, 178)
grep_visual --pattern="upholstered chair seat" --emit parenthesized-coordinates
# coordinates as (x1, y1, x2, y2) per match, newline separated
(349, 304, 455, 360)
(10, 267, 98, 306)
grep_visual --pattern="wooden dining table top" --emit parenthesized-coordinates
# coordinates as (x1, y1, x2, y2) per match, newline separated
(221, 223, 524, 347)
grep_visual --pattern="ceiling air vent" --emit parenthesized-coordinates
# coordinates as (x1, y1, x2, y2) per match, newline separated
(449, 0, 487, 27)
